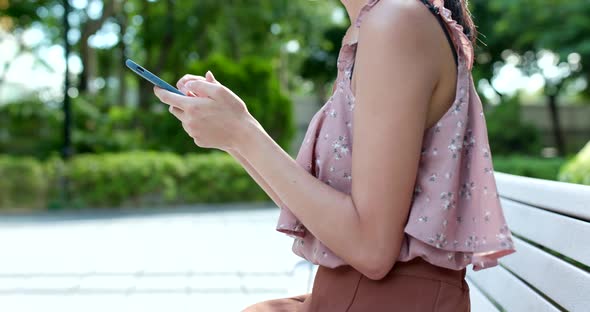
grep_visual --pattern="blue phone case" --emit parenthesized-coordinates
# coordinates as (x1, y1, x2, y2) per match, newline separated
(125, 59, 185, 96)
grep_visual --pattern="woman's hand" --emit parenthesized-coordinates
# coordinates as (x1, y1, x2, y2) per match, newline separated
(153, 71, 259, 152)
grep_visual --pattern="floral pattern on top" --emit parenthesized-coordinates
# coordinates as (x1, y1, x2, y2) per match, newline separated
(276, 0, 515, 271)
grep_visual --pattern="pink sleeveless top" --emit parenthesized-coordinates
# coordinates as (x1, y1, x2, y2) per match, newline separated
(276, 0, 516, 271)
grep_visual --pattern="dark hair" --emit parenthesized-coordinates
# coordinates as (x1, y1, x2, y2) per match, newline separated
(443, 0, 477, 45)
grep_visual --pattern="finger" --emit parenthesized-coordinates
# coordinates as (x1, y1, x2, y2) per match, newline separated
(177, 74, 206, 91)
(168, 105, 184, 121)
(206, 70, 217, 83)
(154, 86, 208, 110)
(177, 75, 206, 97)
(185, 79, 223, 99)
(178, 85, 198, 97)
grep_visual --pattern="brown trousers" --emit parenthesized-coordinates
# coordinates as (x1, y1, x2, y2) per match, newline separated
(243, 257, 470, 312)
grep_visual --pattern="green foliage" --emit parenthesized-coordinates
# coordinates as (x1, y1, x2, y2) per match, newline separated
(0, 156, 47, 209)
(486, 96, 543, 156)
(0, 152, 269, 211)
(0, 98, 62, 158)
(0, 53, 295, 157)
(558, 141, 590, 185)
(492, 155, 565, 180)
(188, 54, 295, 150)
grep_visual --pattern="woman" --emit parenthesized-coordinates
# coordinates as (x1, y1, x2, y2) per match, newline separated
(154, 0, 516, 311)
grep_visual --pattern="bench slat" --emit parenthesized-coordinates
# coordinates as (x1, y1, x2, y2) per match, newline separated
(494, 172, 590, 221)
(466, 279, 500, 312)
(500, 236, 590, 312)
(501, 197, 590, 266)
(466, 265, 559, 312)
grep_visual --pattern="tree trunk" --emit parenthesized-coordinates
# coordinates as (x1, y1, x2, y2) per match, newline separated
(155, 0, 174, 74)
(116, 8, 127, 106)
(547, 93, 566, 156)
(78, 0, 116, 92)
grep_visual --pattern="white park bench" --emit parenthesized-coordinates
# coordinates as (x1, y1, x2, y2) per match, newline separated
(295, 172, 590, 311)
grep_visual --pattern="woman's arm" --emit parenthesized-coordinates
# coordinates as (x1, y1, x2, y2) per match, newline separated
(233, 2, 441, 280)
(227, 148, 288, 210)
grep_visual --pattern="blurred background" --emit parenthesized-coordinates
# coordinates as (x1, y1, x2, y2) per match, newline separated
(0, 0, 589, 311)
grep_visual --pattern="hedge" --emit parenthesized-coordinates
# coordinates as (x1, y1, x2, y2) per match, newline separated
(0, 152, 269, 211)
(1, 152, 576, 211)
(558, 141, 590, 185)
(492, 155, 566, 180)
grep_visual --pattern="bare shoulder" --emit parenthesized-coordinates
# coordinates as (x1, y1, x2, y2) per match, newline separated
(359, 0, 445, 55)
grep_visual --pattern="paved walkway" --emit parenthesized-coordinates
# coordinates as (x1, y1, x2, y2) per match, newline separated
(0, 204, 313, 311)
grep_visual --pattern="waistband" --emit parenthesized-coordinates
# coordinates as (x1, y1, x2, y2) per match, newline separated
(388, 256, 467, 289)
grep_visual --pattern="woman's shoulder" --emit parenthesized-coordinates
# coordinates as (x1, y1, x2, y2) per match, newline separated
(357, 0, 453, 60)
(359, 0, 439, 30)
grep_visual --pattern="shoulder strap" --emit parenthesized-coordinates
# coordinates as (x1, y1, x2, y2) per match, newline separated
(425, 1, 459, 66)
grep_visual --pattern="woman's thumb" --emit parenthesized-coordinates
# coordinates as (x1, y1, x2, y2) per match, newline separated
(206, 70, 217, 83)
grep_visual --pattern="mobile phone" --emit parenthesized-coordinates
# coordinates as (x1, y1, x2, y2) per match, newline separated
(125, 59, 185, 96)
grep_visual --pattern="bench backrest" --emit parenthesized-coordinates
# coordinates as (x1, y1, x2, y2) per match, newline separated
(466, 172, 590, 312)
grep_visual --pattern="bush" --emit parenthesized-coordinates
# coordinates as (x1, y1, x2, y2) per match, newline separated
(188, 54, 295, 150)
(0, 99, 62, 159)
(486, 96, 543, 156)
(492, 155, 565, 180)
(0, 156, 47, 209)
(0, 55, 295, 158)
(0, 152, 269, 211)
(558, 141, 590, 185)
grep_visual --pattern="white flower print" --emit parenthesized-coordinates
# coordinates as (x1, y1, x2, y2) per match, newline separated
(447, 253, 455, 261)
(460, 181, 475, 200)
(452, 100, 463, 115)
(484, 210, 491, 222)
(414, 185, 423, 197)
(434, 122, 442, 133)
(463, 128, 476, 156)
(428, 233, 448, 248)
(465, 235, 477, 250)
(421, 147, 428, 157)
(418, 216, 428, 222)
(448, 133, 463, 159)
(440, 191, 456, 211)
(329, 109, 337, 118)
(444, 172, 452, 179)
(343, 172, 352, 180)
(346, 121, 352, 128)
(340, 145, 350, 155)
(429, 173, 438, 182)
(432, 148, 438, 156)
(482, 147, 490, 158)
(457, 120, 463, 128)
(332, 135, 349, 160)
(497, 224, 514, 249)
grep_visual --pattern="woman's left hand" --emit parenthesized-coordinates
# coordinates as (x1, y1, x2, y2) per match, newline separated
(153, 71, 257, 152)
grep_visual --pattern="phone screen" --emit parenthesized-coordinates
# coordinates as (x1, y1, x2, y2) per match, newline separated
(125, 59, 184, 96)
